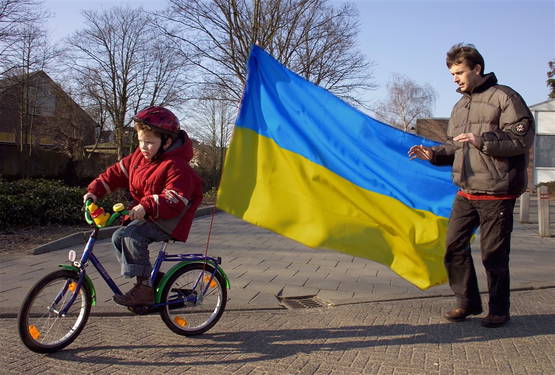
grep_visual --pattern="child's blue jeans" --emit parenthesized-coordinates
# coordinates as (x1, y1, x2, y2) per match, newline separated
(111, 220, 172, 279)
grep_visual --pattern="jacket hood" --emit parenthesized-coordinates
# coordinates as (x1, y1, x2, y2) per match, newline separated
(161, 130, 194, 162)
(473, 72, 498, 93)
(458, 72, 498, 96)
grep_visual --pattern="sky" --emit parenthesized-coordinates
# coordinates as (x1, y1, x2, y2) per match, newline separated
(45, 0, 554, 117)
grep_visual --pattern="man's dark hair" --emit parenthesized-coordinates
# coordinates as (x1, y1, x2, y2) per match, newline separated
(446, 43, 485, 75)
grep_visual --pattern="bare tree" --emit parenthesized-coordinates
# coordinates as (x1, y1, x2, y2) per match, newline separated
(67, 7, 193, 159)
(548, 59, 555, 99)
(157, 0, 376, 107)
(16, 25, 58, 151)
(0, 0, 47, 64)
(188, 95, 234, 188)
(80, 85, 111, 157)
(373, 74, 437, 133)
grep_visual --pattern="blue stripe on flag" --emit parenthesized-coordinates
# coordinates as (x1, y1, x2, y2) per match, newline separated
(236, 45, 456, 218)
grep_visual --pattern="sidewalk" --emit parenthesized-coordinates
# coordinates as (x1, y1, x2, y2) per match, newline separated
(1, 200, 554, 315)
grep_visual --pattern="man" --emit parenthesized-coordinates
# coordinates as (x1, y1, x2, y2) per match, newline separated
(408, 43, 534, 328)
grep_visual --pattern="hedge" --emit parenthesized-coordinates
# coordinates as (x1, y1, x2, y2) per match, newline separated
(0, 178, 213, 228)
(0, 178, 127, 228)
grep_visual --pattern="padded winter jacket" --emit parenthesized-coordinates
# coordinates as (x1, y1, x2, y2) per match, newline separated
(430, 73, 534, 195)
(87, 130, 203, 242)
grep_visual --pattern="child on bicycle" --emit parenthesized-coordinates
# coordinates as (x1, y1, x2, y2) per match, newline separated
(83, 106, 203, 307)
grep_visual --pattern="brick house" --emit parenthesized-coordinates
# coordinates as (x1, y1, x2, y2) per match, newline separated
(0, 71, 97, 179)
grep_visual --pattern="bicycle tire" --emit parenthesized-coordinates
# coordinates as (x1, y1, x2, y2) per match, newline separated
(159, 263, 227, 336)
(17, 269, 92, 353)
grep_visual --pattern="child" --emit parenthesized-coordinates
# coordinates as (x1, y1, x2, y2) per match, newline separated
(83, 106, 203, 306)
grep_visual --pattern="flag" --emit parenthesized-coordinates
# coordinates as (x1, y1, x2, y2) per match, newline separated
(217, 45, 457, 289)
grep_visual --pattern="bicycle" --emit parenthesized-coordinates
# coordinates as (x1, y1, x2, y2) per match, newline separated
(17, 200, 229, 353)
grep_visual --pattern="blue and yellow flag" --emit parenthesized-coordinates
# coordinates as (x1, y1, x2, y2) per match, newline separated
(217, 45, 457, 289)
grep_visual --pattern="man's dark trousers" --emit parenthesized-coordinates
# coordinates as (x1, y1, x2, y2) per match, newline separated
(444, 195, 516, 315)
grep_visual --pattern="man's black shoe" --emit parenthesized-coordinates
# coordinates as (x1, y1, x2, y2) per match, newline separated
(444, 307, 483, 322)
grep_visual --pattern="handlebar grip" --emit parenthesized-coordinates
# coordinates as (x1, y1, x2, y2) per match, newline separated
(84, 199, 94, 225)
(106, 209, 129, 227)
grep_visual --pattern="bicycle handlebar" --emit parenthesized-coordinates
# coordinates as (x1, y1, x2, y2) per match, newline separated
(84, 199, 129, 228)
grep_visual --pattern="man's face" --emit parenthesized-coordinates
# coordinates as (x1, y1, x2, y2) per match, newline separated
(449, 62, 482, 93)
(138, 129, 162, 160)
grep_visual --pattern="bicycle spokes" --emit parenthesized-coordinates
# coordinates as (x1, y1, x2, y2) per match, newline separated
(18, 270, 92, 353)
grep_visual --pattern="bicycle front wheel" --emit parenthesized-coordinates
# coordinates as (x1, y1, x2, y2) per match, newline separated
(159, 263, 227, 336)
(18, 270, 92, 353)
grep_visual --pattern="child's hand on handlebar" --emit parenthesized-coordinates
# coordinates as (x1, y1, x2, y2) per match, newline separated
(83, 192, 97, 203)
(128, 204, 146, 221)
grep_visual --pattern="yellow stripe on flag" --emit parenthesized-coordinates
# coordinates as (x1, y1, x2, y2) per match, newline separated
(218, 127, 448, 289)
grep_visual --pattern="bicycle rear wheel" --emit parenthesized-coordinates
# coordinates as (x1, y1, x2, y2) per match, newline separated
(159, 263, 226, 336)
(18, 270, 92, 353)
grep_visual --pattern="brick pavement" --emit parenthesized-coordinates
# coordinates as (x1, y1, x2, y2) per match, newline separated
(0, 198, 554, 374)
(1, 288, 553, 374)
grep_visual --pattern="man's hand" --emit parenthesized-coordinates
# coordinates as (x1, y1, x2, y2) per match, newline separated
(453, 132, 479, 147)
(128, 204, 146, 221)
(408, 144, 433, 161)
(83, 192, 97, 203)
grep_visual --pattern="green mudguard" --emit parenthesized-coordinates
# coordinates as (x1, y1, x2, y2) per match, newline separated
(155, 261, 230, 304)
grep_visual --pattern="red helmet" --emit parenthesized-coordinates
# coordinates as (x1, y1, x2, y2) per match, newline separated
(133, 106, 180, 136)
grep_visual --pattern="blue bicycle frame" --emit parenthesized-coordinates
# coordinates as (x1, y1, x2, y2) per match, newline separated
(59, 227, 226, 316)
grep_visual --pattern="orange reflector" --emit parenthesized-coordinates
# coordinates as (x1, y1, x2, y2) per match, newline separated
(174, 317, 188, 327)
(68, 282, 77, 292)
(203, 275, 217, 288)
(29, 325, 41, 340)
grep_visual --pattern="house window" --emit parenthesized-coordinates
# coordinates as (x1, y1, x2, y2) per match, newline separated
(29, 84, 56, 117)
(39, 136, 55, 145)
(535, 135, 555, 168)
(537, 111, 555, 134)
(0, 131, 16, 143)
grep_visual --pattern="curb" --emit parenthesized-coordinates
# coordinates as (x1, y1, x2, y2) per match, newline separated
(32, 206, 218, 255)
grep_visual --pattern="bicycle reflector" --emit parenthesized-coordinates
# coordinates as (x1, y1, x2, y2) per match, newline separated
(174, 317, 188, 327)
(203, 275, 217, 288)
(28, 325, 41, 340)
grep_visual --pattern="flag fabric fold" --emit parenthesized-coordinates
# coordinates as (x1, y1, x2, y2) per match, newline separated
(217, 45, 457, 289)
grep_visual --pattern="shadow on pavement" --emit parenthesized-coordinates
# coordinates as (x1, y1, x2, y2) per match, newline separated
(48, 313, 555, 367)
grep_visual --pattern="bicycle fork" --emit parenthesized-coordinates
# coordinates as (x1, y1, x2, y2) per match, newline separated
(54, 271, 87, 317)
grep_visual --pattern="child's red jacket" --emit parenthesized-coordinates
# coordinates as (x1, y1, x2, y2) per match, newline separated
(87, 131, 203, 242)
